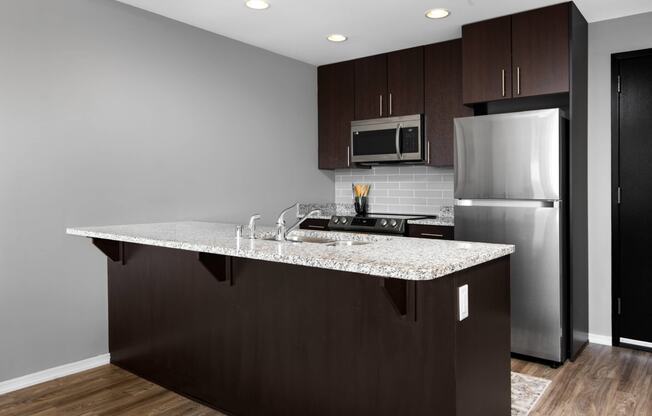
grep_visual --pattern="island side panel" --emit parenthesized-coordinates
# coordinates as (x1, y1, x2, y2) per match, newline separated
(454, 256, 511, 416)
(105, 241, 509, 416)
(108, 243, 245, 413)
(229, 257, 457, 416)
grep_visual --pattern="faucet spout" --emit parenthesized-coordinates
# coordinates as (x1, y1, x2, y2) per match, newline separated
(275, 203, 299, 241)
(273, 204, 322, 241)
(285, 209, 322, 239)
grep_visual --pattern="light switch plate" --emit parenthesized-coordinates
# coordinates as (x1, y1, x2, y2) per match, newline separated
(458, 284, 469, 321)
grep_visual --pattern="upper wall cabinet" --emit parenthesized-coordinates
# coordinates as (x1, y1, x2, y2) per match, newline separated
(318, 61, 355, 170)
(424, 39, 472, 167)
(387, 47, 424, 117)
(355, 54, 388, 119)
(354, 48, 424, 120)
(511, 3, 569, 97)
(462, 16, 513, 104)
(462, 3, 571, 104)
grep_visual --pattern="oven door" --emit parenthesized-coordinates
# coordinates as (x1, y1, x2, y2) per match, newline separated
(351, 114, 423, 163)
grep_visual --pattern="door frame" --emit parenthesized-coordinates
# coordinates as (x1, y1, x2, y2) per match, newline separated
(611, 48, 652, 349)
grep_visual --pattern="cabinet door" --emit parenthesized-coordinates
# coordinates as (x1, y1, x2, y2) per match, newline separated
(512, 3, 569, 98)
(355, 54, 388, 119)
(424, 39, 473, 167)
(408, 225, 454, 240)
(318, 61, 354, 169)
(387, 47, 424, 116)
(462, 16, 512, 104)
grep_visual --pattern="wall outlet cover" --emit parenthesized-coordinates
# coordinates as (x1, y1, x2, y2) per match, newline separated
(458, 284, 469, 321)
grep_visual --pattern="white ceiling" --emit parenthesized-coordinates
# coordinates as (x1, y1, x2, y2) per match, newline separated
(115, 0, 652, 66)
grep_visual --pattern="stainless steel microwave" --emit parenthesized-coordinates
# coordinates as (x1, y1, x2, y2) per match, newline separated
(350, 114, 424, 164)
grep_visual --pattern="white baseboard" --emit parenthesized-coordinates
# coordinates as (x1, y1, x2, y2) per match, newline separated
(0, 353, 110, 396)
(620, 337, 652, 349)
(588, 333, 612, 346)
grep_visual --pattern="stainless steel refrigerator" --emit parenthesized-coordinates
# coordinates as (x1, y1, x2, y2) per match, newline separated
(454, 108, 567, 364)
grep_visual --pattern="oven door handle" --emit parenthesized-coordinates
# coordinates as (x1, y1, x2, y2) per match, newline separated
(395, 123, 402, 160)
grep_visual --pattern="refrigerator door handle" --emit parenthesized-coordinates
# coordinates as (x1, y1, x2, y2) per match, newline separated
(455, 199, 559, 208)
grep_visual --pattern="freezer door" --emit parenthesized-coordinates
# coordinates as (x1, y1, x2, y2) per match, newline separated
(454, 109, 561, 200)
(455, 200, 564, 362)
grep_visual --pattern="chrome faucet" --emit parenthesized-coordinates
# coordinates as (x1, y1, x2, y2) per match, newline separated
(247, 214, 261, 239)
(275, 203, 322, 241)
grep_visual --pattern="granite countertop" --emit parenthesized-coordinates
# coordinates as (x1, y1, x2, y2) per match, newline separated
(67, 221, 512, 281)
(406, 217, 454, 227)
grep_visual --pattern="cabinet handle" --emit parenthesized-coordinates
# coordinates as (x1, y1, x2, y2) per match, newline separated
(307, 225, 326, 230)
(347, 145, 350, 167)
(501, 69, 506, 97)
(379, 95, 383, 117)
(426, 140, 430, 164)
(516, 66, 521, 95)
(420, 233, 444, 238)
(389, 93, 393, 115)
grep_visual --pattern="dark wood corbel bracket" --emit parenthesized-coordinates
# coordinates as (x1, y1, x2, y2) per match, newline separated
(380, 278, 417, 322)
(197, 253, 233, 285)
(92, 238, 124, 264)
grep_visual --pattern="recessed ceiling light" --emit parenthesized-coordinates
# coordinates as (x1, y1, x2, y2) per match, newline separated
(327, 34, 348, 43)
(245, 0, 270, 10)
(425, 8, 450, 19)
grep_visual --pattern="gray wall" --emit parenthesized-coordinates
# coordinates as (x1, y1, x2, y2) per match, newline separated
(0, 0, 332, 382)
(587, 12, 652, 338)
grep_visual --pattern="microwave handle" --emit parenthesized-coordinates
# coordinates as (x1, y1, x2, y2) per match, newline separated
(395, 124, 403, 160)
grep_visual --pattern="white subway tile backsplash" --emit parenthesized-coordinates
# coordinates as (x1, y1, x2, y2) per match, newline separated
(374, 196, 400, 204)
(335, 166, 454, 215)
(415, 190, 442, 198)
(399, 182, 428, 190)
(427, 181, 454, 190)
(393, 190, 415, 197)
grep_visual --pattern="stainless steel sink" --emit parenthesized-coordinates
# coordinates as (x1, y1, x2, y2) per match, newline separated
(325, 241, 370, 247)
(260, 235, 337, 244)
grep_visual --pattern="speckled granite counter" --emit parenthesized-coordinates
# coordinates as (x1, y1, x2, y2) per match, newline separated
(67, 221, 512, 281)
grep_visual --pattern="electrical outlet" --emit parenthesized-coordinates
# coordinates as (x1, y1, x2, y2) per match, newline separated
(458, 284, 469, 321)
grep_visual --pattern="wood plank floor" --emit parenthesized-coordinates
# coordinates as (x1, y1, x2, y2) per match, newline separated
(0, 344, 650, 415)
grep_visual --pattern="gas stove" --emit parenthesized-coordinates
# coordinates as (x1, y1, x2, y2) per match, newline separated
(327, 214, 434, 235)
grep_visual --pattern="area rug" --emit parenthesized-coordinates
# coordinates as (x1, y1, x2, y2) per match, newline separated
(511, 372, 551, 415)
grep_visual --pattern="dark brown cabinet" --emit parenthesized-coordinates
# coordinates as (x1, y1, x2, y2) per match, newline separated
(318, 61, 354, 169)
(354, 48, 424, 120)
(408, 224, 455, 240)
(354, 54, 388, 119)
(462, 16, 512, 104)
(511, 3, 569, 97)
(425, 39, 472, 167)
(387, 47, 424, 116)
(462, 3, 571, 104)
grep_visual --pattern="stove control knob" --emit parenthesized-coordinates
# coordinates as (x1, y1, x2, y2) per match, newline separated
(390, 219, 398, 228)
(380, 219, 388, 227)
(341, 217, 348, 224)
(332, 217, 339, 224)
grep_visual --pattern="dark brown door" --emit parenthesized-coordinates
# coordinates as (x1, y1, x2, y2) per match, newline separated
(424, 39, 472, 167)
(407, 224, 454, 240)
(616, 51, 652, 346)
(387, 47, 424, 116)
(512, 3, 569, 98)
(318, 61, 354, 169)
(462, 16, 512, 104)
(355, 54, 388, 119)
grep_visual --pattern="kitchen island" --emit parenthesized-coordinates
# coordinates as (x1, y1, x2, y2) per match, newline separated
(67, 221, 514, 416)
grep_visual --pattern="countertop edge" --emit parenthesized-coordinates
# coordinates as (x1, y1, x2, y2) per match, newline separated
(67, 227, 513, 281)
